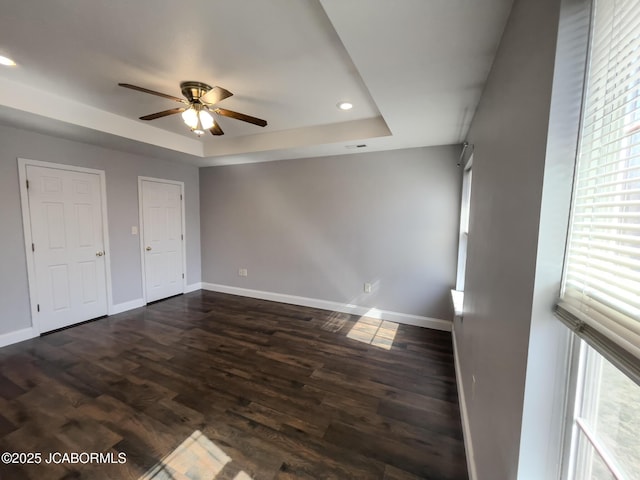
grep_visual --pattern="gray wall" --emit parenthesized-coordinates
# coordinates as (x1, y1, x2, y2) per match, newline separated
(454, 0, 563, 478)
(0, 123, 201, 336)
(200, 146, 460, 320)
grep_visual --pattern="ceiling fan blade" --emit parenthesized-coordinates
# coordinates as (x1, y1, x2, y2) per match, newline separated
(209, 122, 224, 135)
(119, 83, 186, 103)
(139, 107, 186, 120)
(214, 108, 267, 127)
(200, 87, 233, 106)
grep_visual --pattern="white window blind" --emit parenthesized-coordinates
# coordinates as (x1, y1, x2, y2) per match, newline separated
(558, 0, 640, 373)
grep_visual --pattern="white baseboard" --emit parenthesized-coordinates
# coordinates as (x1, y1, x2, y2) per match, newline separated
(110, 298, 145, 315)
(0, 326, 37, 348)
(452, 324, 477, 480)
(185, 282, 203, 293)
(1, 289, 200, 350)
(201, 282, 451, 332)
(1, 300, 145, 349)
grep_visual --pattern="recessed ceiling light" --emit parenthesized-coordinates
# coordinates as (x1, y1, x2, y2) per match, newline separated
(0, 55, 16, 66)
(337, 102, 353, 111)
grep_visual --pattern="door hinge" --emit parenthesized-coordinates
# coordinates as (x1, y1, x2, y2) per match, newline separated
(182, 273, 184, 279)
(32, 243, 35, 252)
(37, 304, 40, 312)
(180, 194, 183, 200)
(26, 179, 30, 189)
(181, 234, 184, 240)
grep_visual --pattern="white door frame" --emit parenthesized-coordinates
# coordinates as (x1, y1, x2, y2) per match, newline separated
(17, 158, 114, 334)
(138, 176, 187, 303)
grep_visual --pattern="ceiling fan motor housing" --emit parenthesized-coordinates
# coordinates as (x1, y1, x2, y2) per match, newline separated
(180, 81, 213, 103)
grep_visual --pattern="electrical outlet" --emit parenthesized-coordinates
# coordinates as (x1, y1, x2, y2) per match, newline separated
(364, 282, 372, 293)
(238, 268, 248, 277)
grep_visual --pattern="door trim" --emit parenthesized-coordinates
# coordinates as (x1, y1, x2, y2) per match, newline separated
(17, 158, 114, 334)
(138, 176, 187, 303)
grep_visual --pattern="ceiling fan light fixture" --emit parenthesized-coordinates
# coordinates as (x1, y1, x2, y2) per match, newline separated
(181, 107, 198, 129)
(199, 110, 214, 130)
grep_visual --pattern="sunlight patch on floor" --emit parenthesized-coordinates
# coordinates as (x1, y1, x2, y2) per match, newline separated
(321, 311, 350, 332)
(232, 472, 253, 480)
(346, 311, 399, 350)
(139, 430, 253, 480)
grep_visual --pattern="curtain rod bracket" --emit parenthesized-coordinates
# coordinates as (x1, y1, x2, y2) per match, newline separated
(457, 141, 470, 167)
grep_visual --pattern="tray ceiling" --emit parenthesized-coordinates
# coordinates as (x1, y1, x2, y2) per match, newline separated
(0, 0, 513, 166)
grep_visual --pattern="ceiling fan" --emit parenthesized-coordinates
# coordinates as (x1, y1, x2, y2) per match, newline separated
(118, 81, 267, 136)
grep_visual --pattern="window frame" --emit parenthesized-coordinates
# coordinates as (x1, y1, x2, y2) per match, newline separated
(558, 0, 640, 476)
(455, 156, 473, 292)
(564, 336, 640, 479)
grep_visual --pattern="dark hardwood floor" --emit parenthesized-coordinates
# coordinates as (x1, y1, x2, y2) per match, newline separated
(0, 291, 467, 480)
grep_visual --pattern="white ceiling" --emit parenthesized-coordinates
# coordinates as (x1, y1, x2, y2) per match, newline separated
(0, 0, 513, 167)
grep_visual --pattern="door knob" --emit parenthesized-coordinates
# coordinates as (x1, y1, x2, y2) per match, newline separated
(96, 251, 104, 257)
(146, 246, 152, 251)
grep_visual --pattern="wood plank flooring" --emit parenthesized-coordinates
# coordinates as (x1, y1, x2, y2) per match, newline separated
(0, 291, 467, 479)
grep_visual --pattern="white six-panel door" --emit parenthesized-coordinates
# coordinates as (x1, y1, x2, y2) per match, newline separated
(26, 164, 108, 332)
(140, 179, 184, 303)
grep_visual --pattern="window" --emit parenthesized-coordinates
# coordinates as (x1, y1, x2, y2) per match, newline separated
(558, 0, 640, 371)
(559, 0, 640, 478)
(569, 342, 640, 479)
(456, 157, 472, 292)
